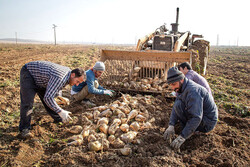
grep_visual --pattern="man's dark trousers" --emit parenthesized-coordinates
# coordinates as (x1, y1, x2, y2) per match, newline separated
(19, 65, 62, 131)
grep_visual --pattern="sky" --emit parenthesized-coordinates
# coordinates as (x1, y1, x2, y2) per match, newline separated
(0, 0, 249, 46)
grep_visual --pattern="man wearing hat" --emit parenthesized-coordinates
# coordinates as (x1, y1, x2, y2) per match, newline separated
(71, 61, 114, 106)
(163, 67, 218, 150)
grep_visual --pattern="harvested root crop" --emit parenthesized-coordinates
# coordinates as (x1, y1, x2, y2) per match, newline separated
(55, 96, 70, 105)
(120, 146, 132, 156)
(70, 93, 155, 153)
(111, 138, 125, 148)
(99, 109, 112, 117)
(120, 124, 129, 132)
(127, 109, 139, 122)
(120, 131, 137, 143)
(67, 139, 83, 146)
(68, 125, 83, 134)
(108, 123, 119, 135)
(135, 114, 146, 122)
(108, 135, 116, 143)
(130, 122, 140, 131)
(67, 134, 83, 141)
(99, 124, 109, 134)
(88, 141, 102, 151)
(97, 117, 109, 126)
(81, 129, 90, 138)
(88, 134, 97, 142)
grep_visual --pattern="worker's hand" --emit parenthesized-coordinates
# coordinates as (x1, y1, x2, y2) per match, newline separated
(58, 110, 72, 123)
(110, 90, 116, 96)
(170, 135, 186, 150)
(104, 90, 114, 97)
(163, 125, 175, 143)
(170, 91, 176, 97)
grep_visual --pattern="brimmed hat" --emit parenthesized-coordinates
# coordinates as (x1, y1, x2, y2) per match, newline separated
(167, 67, 184, 84)
(93, 61, 105, 71)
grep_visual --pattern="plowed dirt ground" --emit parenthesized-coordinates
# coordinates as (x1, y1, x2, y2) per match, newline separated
(0, 44, 249, 167)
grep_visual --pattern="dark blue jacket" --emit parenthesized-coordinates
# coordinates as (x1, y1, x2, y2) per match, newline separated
(169, 78, 218, 139)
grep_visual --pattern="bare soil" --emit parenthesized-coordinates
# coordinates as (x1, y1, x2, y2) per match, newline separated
(0, 44, 249, 167)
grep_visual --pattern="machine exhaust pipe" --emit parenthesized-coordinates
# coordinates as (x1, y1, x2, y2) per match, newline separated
(171, 7, 179, 34)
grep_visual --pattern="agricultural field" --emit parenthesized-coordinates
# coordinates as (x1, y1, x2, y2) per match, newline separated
(0, 44, 249, 166)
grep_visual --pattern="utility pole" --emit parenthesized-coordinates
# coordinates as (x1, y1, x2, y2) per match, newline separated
(15, 32, 17, 44)
(52, 24, 57, 45)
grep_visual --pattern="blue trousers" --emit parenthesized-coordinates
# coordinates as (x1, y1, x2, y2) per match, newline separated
(173, 100, 216, 133)
(19, 65, 62, 131)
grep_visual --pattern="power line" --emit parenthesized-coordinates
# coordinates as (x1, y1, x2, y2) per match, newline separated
(18, 29, 51, 35)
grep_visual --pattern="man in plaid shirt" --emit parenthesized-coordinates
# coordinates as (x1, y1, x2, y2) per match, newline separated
(19, 61, 85, 138)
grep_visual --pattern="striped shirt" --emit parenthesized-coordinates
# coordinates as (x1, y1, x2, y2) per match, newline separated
(26, 61, 71, 113)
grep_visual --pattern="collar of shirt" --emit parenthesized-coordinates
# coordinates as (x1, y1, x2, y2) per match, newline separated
(63, 71, 71, 87)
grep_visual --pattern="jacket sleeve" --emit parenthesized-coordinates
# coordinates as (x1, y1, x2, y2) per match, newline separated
(181, 91, 203, 139)
(86, 74, 104, 95)
(169, 107, 179, 126)
(98, 85, 106, 90)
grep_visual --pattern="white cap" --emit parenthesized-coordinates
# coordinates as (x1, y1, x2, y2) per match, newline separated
(93, 61, 105, 71)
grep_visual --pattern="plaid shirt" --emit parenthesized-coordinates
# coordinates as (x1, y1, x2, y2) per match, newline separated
(26, 61, 71, 113)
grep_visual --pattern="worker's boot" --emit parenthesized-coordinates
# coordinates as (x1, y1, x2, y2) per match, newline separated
(20, 129, 33, 139)
(82, 99, 96, 107)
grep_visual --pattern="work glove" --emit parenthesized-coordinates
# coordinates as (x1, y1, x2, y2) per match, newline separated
(170, 135, 186, 150)
(170, 91, 176, 97)
(163, 125, 175, 143)
(58, 110, 72, 123)
(104, 90, 114, 97)
(110, 90, 116, 96)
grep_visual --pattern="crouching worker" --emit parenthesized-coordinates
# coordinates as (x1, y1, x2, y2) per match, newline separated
(178, 62, 212, 95)
(19, 61, 86, 138)
(71, 61, 115, 106)
(163, 67, 218, 150)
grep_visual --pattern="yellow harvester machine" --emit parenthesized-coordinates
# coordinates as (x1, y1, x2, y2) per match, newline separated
(99, 8, 210, 96)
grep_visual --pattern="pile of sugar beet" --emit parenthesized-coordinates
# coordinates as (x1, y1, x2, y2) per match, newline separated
(66, 93, 162, 156)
